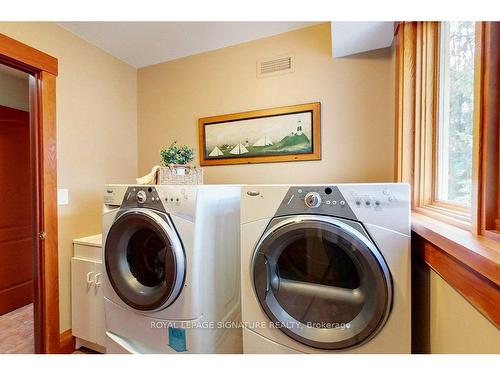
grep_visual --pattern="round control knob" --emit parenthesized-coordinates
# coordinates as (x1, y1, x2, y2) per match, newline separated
(136, 190, 147, 204)
(304, 192, 322, 208)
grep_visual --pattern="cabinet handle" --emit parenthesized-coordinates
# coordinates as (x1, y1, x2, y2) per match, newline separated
(94, 272, 102, 286)
(86, 271, 94, 285)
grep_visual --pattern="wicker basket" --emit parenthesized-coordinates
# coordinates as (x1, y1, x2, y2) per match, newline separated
(158, 164, 203, 185)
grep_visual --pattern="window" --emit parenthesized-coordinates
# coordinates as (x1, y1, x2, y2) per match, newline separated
(395, 21, 500, 235)
(437, 22, 476, 208)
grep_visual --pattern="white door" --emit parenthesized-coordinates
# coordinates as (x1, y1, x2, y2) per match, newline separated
(71, 257, 97, 343)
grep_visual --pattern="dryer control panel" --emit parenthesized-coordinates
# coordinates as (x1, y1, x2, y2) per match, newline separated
(120, 186, 166, 212)
(272, 184, 410, 235)
(275, 186, 357, 220)
(103, 184, 197, 220)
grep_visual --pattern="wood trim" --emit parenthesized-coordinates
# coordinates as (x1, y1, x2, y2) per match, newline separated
(393, 22, 402, 36)
(398, 22, 469, 213)
(413, 233, 500, 328)
(39, 71, 60, 353)
(394, 22, 417, 187)
(412, 212, 500, 286)
(198, 102, 321, 166)
(471, 22, 486, 235)
(0, 34, 59, 354)
(0, 33, 58, 76)
(473, 23, 500, 238)
(59, 329, 75, 354)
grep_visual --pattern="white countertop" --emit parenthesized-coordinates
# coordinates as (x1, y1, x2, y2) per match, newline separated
(73, 234, 102, 247)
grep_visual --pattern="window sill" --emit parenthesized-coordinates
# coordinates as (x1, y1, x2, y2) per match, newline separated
(412, 212, 500, 328)
(411, 212, 500, 286)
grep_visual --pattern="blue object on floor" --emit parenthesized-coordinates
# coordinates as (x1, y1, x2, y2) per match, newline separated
(168, 327, 187, 352)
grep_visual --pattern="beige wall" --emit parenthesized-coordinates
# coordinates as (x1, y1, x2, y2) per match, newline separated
(429, 270, 500, 353)
(0, 22, 138, 332)
(138, 23, 395, 183)
(0, 70, 29, 111)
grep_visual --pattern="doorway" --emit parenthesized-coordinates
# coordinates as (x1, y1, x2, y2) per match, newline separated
(0, 33, 60, 353)
(0, 65, 32, 352)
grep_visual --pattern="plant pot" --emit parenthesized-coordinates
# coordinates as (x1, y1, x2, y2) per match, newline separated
(158, 164, 203, 185)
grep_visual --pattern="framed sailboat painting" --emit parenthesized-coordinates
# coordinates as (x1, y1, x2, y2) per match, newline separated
(198, 102, 321, 166)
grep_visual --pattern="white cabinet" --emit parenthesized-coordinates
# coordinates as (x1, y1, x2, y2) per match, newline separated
(71, 234, 106, 352)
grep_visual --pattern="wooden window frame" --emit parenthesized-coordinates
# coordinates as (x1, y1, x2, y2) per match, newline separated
(395, 22, 500, 330)
(0, 33, 67, 353)
(395, 22, 479, 230)
(473, 23, 500, 241)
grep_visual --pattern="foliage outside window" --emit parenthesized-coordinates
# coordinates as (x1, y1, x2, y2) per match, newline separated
(437, 21, 476, 208)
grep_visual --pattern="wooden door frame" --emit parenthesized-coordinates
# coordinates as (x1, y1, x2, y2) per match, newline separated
(0, 33, 60, 353)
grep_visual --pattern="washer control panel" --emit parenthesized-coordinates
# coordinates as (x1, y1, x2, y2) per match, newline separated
(274, 185, 406, 221)
(348, 187, 398, 212)
(304, 192, 322, 208)
(121, 186, 165, 212)
(275, 186, 357, 220)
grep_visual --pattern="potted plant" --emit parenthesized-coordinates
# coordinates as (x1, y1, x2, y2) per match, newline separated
(160, 141, 195, 167)
(159, 142, 201, 184)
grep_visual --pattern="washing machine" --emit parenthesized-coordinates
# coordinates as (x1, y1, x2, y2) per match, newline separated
(102, 184, 242, 354)
(240, 184, 411, 353)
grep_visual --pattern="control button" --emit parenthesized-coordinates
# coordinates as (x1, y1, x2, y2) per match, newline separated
(298, 189, 303, 193)
(304, 192, 322, 208)
(356, 200, 361, 206)
(332, 200, 337, 205)
(365, 201, 371, 206)
(339, 200, 345, 206)
(170, 198, 174, 202)
(176, 198, 180, 202)
(136, 190, 147, 204)
(326, 200, 331, 205)
(375, 201, 381, 206)
(388, 196, 396, 202)
(324, 187, 332, 195)
(383, 189, 390, 196)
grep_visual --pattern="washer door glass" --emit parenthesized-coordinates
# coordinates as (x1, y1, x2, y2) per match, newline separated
(105, 210, 185, 311)
(253, 216, 392, 350)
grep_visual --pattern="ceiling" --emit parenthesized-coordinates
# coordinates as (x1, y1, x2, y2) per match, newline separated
(332, 22, 394, 58)
(58, 22, 319, 68)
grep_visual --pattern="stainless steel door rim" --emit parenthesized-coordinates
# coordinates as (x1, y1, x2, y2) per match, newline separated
(105, 208, 185, 311)
(252, 214, 392, 350)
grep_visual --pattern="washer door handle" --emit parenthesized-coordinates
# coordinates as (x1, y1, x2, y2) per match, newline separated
(264, 259, 270, 292)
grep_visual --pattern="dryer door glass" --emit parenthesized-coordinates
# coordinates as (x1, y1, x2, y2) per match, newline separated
(253, 216, 392, 350)
(105, 210, 185, 311)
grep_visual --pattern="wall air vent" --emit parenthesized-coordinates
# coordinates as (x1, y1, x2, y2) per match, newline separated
(257, 54, 294, 78)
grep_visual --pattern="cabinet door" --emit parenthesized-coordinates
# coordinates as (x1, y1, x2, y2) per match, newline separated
(71, 257, 97, 343)
(94, 260, 107, 347)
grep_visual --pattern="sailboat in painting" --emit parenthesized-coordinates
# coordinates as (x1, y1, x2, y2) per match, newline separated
(252, 136, 273, 147)
(208, 146, 223, 157)
(229, 143, 249, 155)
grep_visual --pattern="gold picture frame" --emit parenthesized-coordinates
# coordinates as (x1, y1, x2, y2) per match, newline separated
(198, 102, 321, 166)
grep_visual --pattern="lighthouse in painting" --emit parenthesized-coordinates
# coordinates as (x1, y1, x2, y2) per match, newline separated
(296, 120, 303, 135)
